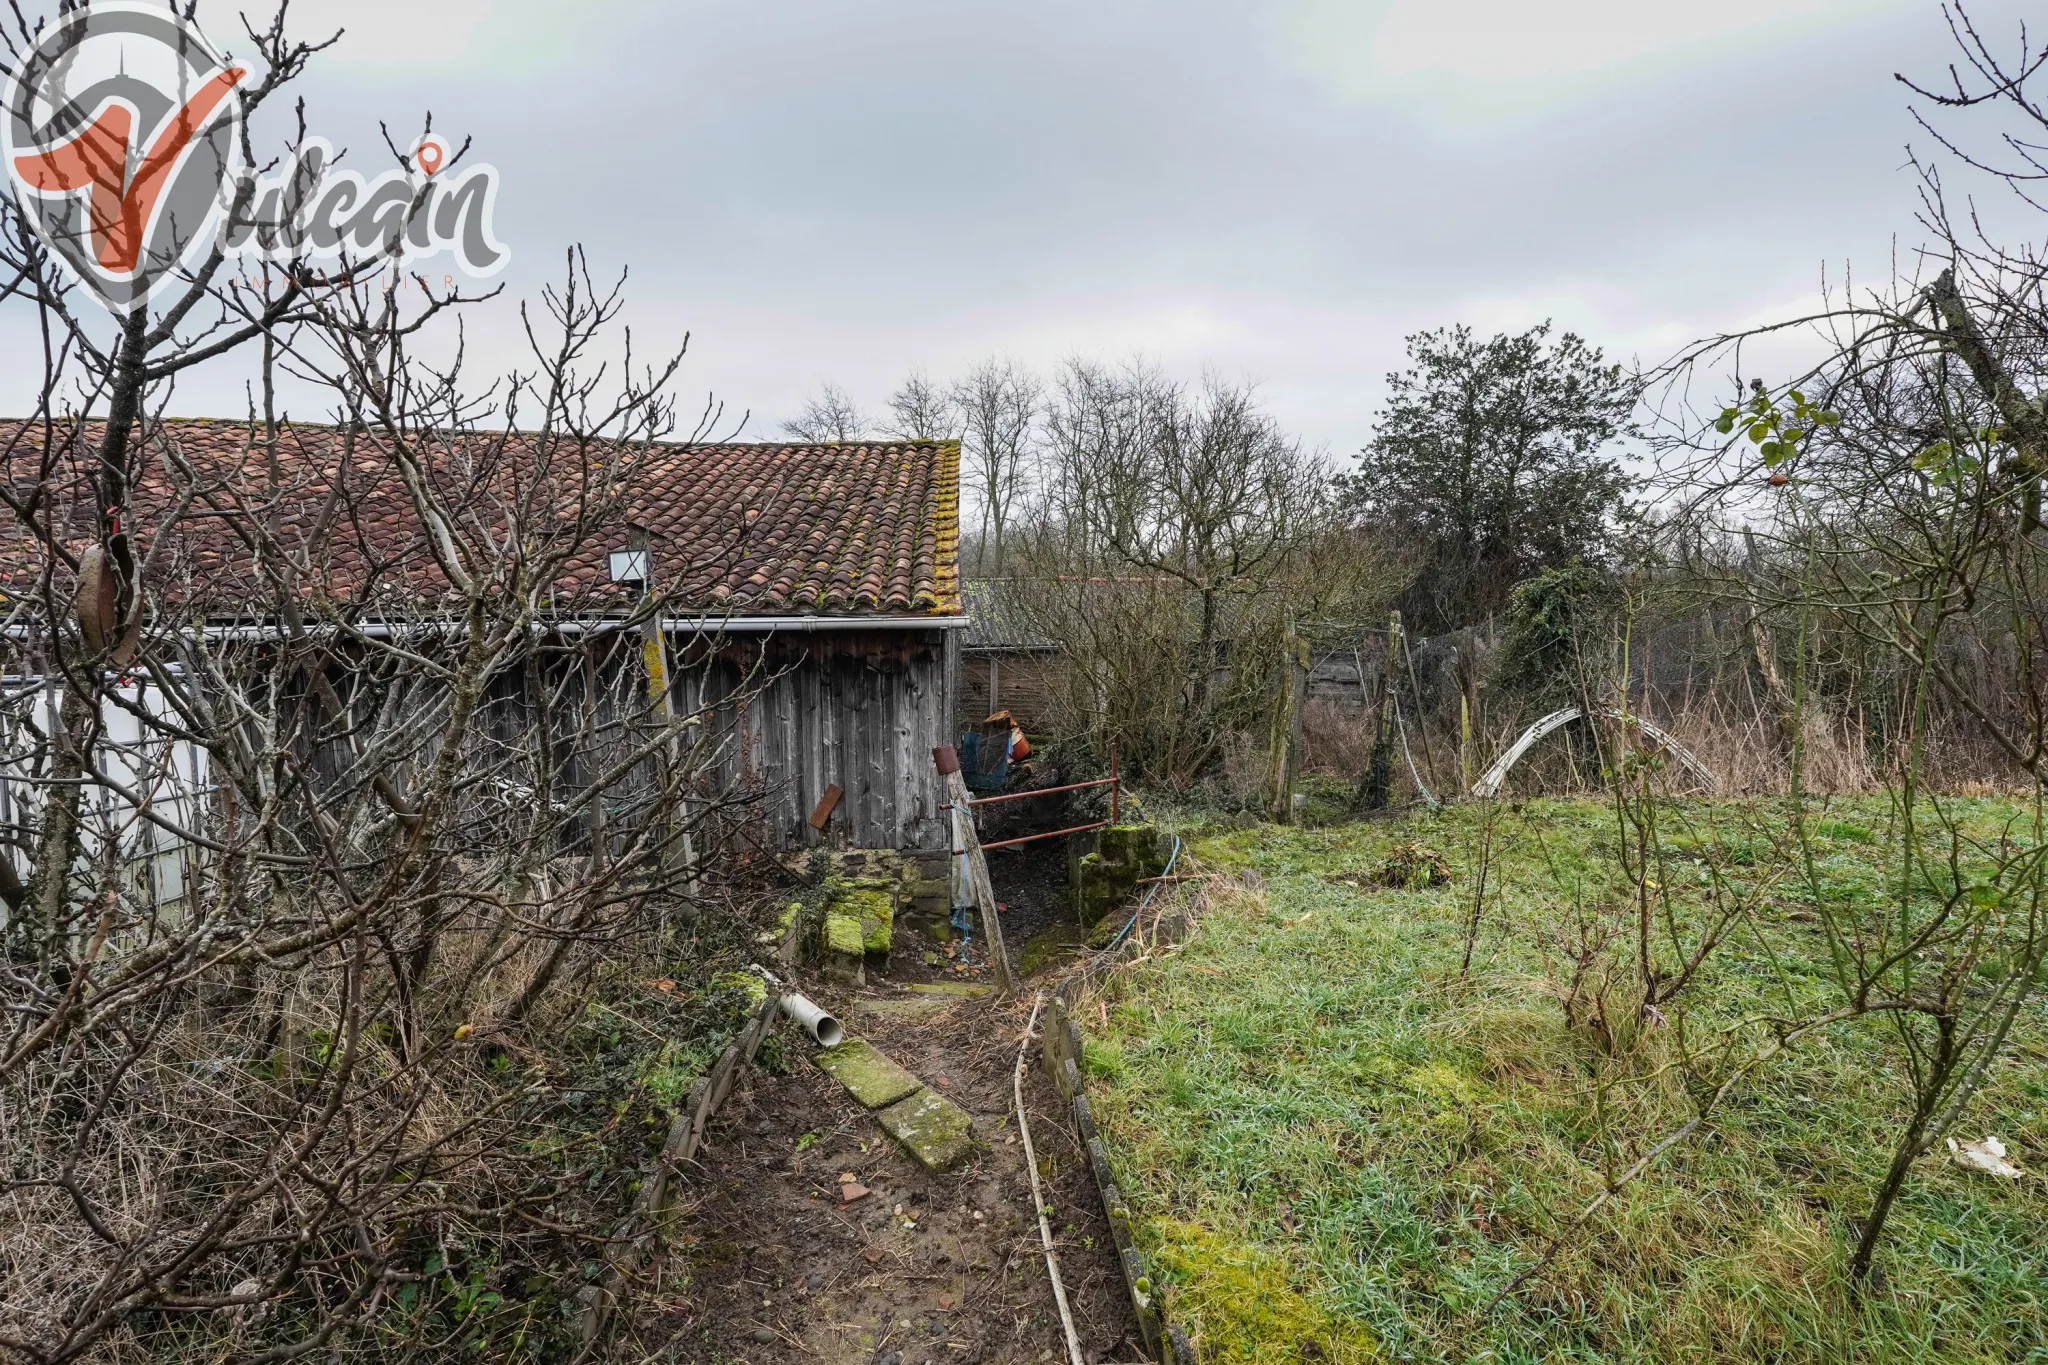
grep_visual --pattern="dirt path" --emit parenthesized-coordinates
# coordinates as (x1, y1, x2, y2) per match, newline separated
(634, 914, 1137, 1364)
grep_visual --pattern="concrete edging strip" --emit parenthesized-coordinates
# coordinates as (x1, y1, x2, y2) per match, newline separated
(1044, 882, 1208, 1365)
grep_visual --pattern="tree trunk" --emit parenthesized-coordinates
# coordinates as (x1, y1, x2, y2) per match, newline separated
(1267, 617, 1309, 822)
(1851, 1018, 1958, 1283)
(15, 313, 149, 964)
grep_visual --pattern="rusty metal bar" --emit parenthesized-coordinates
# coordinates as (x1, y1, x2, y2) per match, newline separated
(964, 776, 1116, 808)
(979, 819, 1110, 852)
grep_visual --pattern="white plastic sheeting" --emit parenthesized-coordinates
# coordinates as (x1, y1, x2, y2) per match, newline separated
(0, 677, 213, 923)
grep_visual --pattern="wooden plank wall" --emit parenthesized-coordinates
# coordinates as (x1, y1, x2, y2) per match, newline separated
(692, 628, 952, 853)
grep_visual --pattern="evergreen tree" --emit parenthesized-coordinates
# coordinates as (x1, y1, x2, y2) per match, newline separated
(1345, 322, 1638, 632)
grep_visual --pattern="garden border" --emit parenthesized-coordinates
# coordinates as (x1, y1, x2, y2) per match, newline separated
(1043, 876, 1221, 1365)
(576, 990, 785, 1353)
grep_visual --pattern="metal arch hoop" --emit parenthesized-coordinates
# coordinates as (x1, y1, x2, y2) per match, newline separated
(1471, 706, 1718, 799)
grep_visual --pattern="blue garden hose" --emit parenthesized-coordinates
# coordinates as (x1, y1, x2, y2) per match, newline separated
(950, 904, 975, 962)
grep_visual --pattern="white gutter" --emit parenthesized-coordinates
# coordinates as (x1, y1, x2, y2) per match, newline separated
(8, 615, 969, 642)
(665, 615, 969, 633)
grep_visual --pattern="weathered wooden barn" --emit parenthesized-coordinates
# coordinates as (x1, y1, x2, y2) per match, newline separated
(0, 422, 969, 860)
(617, 439, 968, 852)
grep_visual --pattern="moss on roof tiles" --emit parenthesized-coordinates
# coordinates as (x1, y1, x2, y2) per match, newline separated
(0, 424, 964, 619)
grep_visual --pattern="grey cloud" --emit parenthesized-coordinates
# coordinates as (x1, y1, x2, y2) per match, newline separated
(2, 0, 2030, 451)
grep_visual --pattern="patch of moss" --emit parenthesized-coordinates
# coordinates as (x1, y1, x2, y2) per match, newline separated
(1143, 1218, 1380, 1364)
(822, 911, 864, 957)
(838, 887, 894, 954)
(756, 900, 804, 947)
(708, 969, 767, 1010)
(1098, 823, 1164, 867)
(1022, 920, 1087, 974)
(812, 1037, 921, 1109)
(1087, 907, 1130, 949)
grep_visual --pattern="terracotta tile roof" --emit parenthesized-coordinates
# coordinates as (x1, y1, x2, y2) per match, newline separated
(0, 420, 962, 618)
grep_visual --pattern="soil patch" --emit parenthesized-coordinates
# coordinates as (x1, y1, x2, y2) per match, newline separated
(637, 918, 1138, 1363)
(981, 786, 1091, 980)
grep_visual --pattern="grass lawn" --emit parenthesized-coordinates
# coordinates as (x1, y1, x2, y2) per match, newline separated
(1084, 797, 2048, 1364)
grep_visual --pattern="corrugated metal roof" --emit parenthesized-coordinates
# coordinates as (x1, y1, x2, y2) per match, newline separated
(962, 579, 1057, 651)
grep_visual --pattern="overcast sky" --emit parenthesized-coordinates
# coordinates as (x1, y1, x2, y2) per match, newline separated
(5, 0, 2038, 459)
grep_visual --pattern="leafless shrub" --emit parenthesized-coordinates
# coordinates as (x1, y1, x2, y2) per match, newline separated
(1300, 698, 1375, 777)
(1620, 0, 2048, 1284)
(0, 12, 767, 1350)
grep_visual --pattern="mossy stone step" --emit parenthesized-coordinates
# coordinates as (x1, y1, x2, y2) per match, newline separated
(905, 982, 993, 998)
(822, 909, 866, 984)
(875, 1087, 977, 1172)
(812, 1038, 922, 1109)
(851, 996, 949, 1020)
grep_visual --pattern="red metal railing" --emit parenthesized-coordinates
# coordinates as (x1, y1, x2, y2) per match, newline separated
(965, 745, 1120, 852)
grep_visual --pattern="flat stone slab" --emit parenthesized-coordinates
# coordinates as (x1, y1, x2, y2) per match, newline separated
(905, 982, 993, 998)
(852, 997, 949, 1021)
(812, 1038, 921, 1109)
(876, 1087, 977, 1172)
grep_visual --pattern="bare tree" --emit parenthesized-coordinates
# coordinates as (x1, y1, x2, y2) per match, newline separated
(0, 246, 767, 1361)
(1012, 362, 1383, 786)
(0, 9, 766, 1358)
(886, 369, 957, 442)
(781, 382, 869, 442)
(951, 358, 1039, 573)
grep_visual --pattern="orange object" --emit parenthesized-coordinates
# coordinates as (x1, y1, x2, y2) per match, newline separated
(984, 709, 1031, 760)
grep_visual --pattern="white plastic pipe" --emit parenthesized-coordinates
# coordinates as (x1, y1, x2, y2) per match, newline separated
(781, 993, 844, 1047)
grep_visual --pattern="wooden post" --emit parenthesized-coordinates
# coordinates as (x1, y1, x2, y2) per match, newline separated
(1267, 612, 1306, 823)
(943, 624, 963, 742)
(1289, 633, 1308, 785)
(633, 529, 695, 887)
(1460, 691, 1474, 795)
(1358, 615, 1399, 811)
(933, 745, 1018, 995)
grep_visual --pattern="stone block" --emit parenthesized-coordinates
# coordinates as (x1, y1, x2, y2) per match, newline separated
(875, 1087, 977, 1171)
(840, 887, 893, 956)
(822, 910, 865, 984)
(1097, 823, 1165, 870)
(812, 1038, 922, 1109)
(1074, 823, 1166, 922)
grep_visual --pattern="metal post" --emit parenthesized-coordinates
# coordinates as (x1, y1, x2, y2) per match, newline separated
(1110, 743, 1120, 825)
